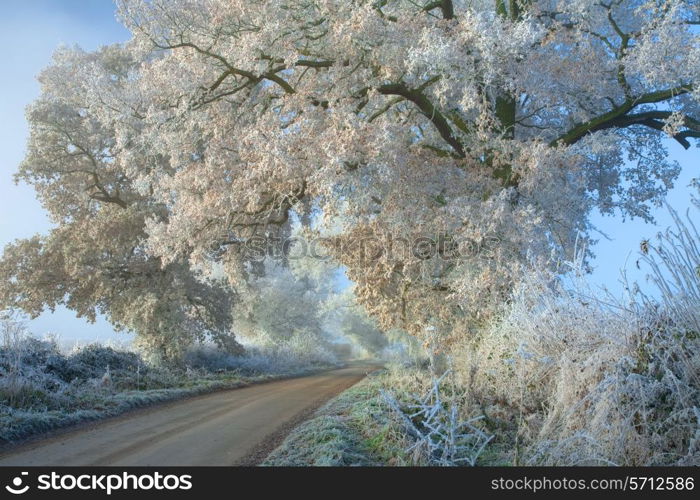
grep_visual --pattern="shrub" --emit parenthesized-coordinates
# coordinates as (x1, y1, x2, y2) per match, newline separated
(447, 208, 700, 465)
(184, 336, 338, 375)
(381, 370, 493, 466)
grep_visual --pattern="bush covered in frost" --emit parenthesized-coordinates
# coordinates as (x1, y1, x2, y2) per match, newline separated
(184, 335, 338, 375)
(0, 318, 339, 443)
(446, 206, 700, 466)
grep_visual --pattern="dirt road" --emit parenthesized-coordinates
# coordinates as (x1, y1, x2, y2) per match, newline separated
(0, 364, 374, 466)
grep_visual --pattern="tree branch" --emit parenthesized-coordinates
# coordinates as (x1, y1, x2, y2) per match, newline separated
(582, 110, 700, 149)
(378, 79, 465, 158)
(552, 84, 694, 147)
(423, 1, 455, 19)
(160, 41, 296, 94)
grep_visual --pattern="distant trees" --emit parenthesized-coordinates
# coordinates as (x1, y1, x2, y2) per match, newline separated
(235, 245, 394, 358)
(233, 261, 330, 345)
(1, 0, 699, 350)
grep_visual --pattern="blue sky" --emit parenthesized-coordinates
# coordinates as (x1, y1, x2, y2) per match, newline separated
(0, 1, 697, 342)
(588, 143, 698, 294)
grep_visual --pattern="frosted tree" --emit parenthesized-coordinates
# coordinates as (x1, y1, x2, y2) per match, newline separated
(2, 0, 699, 346)
(233, 260, 330, 344)
(0, 46, 240, 360)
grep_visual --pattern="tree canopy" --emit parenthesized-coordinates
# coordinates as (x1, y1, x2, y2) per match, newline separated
(2, 0, 699, 349)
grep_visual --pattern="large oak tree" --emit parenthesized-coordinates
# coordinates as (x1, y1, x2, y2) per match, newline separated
(2, 0, 699, 349)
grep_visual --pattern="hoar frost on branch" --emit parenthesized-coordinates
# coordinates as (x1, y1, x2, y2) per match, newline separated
(1, 0, 699, 349)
